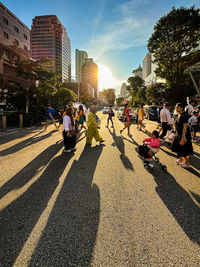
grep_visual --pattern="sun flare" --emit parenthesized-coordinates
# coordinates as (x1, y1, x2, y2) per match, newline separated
(98, 64, 118, 91)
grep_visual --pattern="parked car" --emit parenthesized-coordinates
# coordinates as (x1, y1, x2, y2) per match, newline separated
(143, 105, 158, 121)
(117, 107, 137, 120)
(114, 107, 119, 111)
(103, 107, 109, 114)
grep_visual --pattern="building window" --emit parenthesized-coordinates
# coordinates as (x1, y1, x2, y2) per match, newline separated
(14, 26, 19, 33)
(24, 45, 27, 51)
(3, 49, 9, 58)
(14, 39, 19, 46)
(3, 31, 9, 39)
(24, 33, 27, 40)
(3, 17, 8, 25)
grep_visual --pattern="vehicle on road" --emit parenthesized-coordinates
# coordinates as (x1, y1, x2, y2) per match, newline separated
(143, 105, 158, 121)
(117, 107, 137, 120)
(103, 107, 109, 114)
(114, 107, 119, 111)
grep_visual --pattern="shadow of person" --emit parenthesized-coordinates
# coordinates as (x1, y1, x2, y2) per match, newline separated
(0, 129, 57, 157)
(152, 167, 200, 245)
(0, 141, 63, 199)
(0, 146, 74, 266)
(107, 128, 134, 171)
(29, 145, 103, 266)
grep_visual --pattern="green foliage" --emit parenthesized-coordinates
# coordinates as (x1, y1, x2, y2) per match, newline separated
(146, 83, 166, 104)
(51, 87, 77, 111)
(147, 6, 200, 102)
(116, 97, 124, 107)
(80, 92, 96, 106)
(127, 76, 147, 107)
(102, 89, 116, 105)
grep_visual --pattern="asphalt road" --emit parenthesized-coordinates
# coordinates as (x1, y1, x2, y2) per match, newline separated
(0, 113, 200, 266)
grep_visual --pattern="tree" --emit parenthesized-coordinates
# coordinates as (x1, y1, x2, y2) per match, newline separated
(127, 76, 147, 107)
(102, 89, 116, 105)
(51, 87, 77, 111)
(147, 6, 200, 103)
(80, 92, 96, 106)
(146, 83, 166, 104)
(116, 97, 124, 107)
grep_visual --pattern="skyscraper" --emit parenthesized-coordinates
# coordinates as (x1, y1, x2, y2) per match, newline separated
(142, 53, 151, 79)
(31, 15, 71, 83)
(82, 58, 98, 98)
(75, 49, 88, 83)
(120, 83, 128, 98)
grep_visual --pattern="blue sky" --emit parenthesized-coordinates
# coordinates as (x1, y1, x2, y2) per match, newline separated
(2, 0, 200, 93)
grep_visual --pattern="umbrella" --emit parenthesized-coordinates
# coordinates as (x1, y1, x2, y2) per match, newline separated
(73, 102, 86, 111)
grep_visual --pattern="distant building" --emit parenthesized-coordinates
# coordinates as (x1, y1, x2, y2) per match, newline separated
(142, 53, 151, 80)
(132, 64, 143, 78)
(82, 58, 98, 98)
(75, 49, 88, 82)
(119, 83, 128, 98)
(0, 2, 30, 106)
(31, 15, 71, 83)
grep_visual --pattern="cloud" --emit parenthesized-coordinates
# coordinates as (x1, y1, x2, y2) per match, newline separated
(87, 0, 153, 60)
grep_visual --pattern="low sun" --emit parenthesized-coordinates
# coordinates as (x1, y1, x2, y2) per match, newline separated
(98, 63, 118, 91)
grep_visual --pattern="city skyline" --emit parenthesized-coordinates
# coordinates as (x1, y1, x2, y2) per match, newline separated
(1, 0, 199, 94)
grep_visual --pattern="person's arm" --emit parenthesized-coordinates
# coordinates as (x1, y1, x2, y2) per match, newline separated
(87, 113, 98, 128)
(182, 123, 188, 143)
(167, 111, 173, 129)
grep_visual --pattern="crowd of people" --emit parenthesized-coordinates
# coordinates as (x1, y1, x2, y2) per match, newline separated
(44, 99, 200, 169)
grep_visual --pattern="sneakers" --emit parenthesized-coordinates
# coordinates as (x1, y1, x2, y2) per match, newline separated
(71, 148, 76, 151)
(99, 140, 105, 144)
(63, 149, 71, 153)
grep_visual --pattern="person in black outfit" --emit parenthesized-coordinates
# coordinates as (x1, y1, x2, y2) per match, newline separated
(107, 104, 114, 128)
(172, 103, 193, 168)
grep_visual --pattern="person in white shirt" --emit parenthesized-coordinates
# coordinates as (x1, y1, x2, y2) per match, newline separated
(186, 100, 195, 117)
(189, 110, 199, 140)
(160, 102, 173, 139)
(62, 107, 76, 152)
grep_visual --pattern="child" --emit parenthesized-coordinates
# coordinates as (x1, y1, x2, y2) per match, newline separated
(189, 110, 199, 141)
(144, 130, 161, 159)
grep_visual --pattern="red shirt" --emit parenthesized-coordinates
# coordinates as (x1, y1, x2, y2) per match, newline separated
(124, 108, 130, 121)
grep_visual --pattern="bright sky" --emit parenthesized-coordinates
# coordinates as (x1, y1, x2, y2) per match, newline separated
(2, 0, 200, 94)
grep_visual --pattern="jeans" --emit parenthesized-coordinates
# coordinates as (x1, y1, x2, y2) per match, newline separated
(107, 116, 113, 126)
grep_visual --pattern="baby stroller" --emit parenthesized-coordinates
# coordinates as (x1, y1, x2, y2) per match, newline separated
(138, 141, 167, 171)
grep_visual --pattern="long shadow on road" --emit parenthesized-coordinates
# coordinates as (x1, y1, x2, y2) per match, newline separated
(29, 144, 103, 266)
(0, 129, 58, 157)
(0, 142, 72, 266)
(144, 163, 200, 245)
(107, 127, 134, 171)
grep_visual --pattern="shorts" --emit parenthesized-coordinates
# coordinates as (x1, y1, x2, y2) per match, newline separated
(47, 119, 55, 124)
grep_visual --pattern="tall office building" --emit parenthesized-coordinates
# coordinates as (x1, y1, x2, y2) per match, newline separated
(120, 83, 128, 98)
(31, 15, 71, 82)
(0, 2, 30, 105)
(142, 53, 151, 79)
(82, 58, 98, 98)
(75, 49, 88, 82)
(132, 64, 143, 78)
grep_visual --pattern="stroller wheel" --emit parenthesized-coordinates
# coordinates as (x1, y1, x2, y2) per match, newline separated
(161, 165, 167, 171)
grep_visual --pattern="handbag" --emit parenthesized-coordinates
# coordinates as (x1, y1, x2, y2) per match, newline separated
(111, 112, 115, 117)
(139, 145, 149, 158)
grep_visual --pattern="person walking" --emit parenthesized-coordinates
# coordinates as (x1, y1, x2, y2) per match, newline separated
(172, 103, 193, 168)
(76, 105, 88, 133)
(138, 104, 145, 131)
(44, 105, 58, 131)
(160, 102, 173, 140)
(107, 104, 114, 128)
(62, 107, 76, 152)
(86, 105, 105, 145)
(186, 99, 195, 118)
(120, 103, 132, 137)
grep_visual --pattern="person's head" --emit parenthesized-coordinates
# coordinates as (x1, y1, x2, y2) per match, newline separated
(165, 102, 171, 110)
(152, 130, 159, 139)
(176, 103, 185, 113)
(48, 104, 51, 109)
(109, 104, 112, 108)
(189, 100, 194, 106)
(125, 103, 129, 109)
(90, 105, 96, 113)
(159, 101, 164, 107)
(193, 110, 198, 117)
(79, 105, 83, 111)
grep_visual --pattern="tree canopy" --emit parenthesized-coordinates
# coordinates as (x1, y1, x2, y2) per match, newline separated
(102, 89, 116, 105)
(147, 6, 200, 102)
(127, 76, 146, 107)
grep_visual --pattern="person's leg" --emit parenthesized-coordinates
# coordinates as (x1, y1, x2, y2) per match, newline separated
(63, 131, 70, 150)
(70, 135, 77, 149)
(44, 121, 48, 130)
(110, 117, 114, 127)
(185, 156, 191, 166)
(138, 120, 142, 130)
(160, 123, 167, 139)
(120, 123, 127, 134)
(81, 124, 88, 131)
(93, 128, 103, 142)
(53, 120, 57, 129)
(127, 121, 131, 135)
(86, 127, 94, 144)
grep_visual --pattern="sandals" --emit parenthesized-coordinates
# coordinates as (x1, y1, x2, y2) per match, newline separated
(180, 162, 191, 169)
